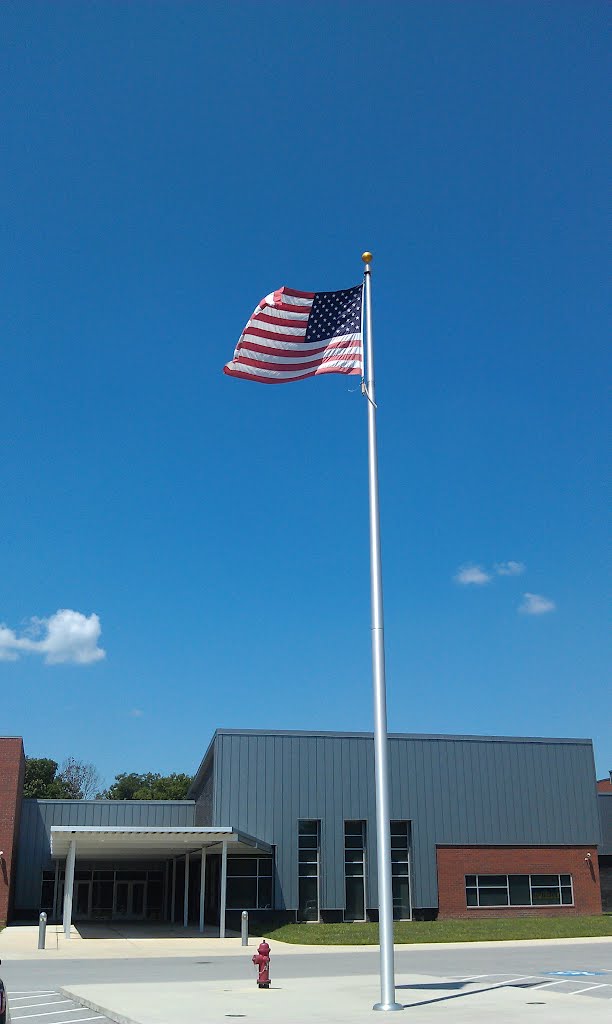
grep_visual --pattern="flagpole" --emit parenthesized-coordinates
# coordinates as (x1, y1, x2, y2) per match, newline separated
(362, 252, 402, 1012)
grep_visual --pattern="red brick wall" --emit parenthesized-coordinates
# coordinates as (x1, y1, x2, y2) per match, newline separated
(0, 737, 25, 924)
(437, 845, 602, 919)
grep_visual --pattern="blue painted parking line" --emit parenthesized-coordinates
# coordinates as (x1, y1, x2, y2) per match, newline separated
(545, 970, 606, 976)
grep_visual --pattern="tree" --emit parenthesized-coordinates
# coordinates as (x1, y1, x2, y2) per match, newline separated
(24, 758, 72, 799)
(147, 773, 193, 800)
(24, 756, 102, 799)
(101, 772, 193, 800)
(58, 757, 103, 800)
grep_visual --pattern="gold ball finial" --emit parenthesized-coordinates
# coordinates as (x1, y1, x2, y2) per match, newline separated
(361, 251, 373, 263)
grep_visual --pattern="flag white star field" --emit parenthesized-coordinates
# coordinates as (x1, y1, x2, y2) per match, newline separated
(224, 284, 363, 383)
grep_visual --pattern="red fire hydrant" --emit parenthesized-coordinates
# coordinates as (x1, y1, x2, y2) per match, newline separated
(252, 939, 271, 988)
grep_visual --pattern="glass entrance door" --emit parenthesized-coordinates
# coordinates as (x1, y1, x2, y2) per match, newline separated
(132, 881, 145, 916)
(115, 881, 129, 917)
(114, 881, 146, 919)
(74, 881, 91, 919)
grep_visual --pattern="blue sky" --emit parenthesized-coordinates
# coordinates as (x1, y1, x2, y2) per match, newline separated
(1, 2, 609, 785)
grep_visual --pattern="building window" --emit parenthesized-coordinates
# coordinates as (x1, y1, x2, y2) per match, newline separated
(465, 874, 574, 908)
(226, 857, 273, 909)
(40, 870, 55, 912)
(391, 821, 411, 920)
(298, 820, 320, 921)
(344, 820, 366, 921)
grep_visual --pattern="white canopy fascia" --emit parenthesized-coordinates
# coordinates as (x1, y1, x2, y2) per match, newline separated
(50, 825, 271, 859)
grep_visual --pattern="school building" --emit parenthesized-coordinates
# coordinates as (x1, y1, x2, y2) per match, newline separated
(1, 730, 609, 934)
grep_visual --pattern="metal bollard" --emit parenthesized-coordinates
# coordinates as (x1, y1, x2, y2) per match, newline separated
(38, 911, 47, 950)
(241, 910, 249, 946)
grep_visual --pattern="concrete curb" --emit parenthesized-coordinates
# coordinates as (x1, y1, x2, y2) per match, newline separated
(271, 934, 612, 952)
(59, 987, 141, 1024)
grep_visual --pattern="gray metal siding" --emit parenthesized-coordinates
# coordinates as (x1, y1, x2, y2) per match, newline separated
(14, 799, 195, 911)
(195, 764, 214, 825)
(599, 795, 612, 855)
(203, 731, 600, 912)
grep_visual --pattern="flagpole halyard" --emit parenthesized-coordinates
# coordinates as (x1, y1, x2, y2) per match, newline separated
(362, 252, 402, 1012)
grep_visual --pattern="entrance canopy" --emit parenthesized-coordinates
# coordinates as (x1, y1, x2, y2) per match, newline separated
(52, 826, 273, 940)
(50, 825, 271, 860)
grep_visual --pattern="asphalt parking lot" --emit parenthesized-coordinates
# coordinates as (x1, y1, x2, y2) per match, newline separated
(3, 944, 612, 990)
(438, 970, 611, 1000)
(7, 989, 114, 1023)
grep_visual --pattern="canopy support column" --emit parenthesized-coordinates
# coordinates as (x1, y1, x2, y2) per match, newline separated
(219, 840, 228, 938)
(171, 857, 176, 923)
(183, 852, 190, 927)
(63, 839, 76, 939)
(163, 860, 169, 922)
(199, 848, 206, 933)
(52, 860, 60, 922)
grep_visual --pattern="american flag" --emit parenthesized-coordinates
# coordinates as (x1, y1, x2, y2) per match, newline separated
(224, 284, 363, 384)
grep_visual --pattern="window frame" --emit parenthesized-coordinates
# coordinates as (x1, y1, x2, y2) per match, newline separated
(297, 819, 321, 922)
(343, 819, 367, 922)
(465, 873, 574, 909)
(390, 820, 412, 921)
(226, 856, 274, 910)
(40, 869, 56, 913)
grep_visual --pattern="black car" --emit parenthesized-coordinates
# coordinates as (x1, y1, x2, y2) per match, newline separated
(0, 960, 10, 1024)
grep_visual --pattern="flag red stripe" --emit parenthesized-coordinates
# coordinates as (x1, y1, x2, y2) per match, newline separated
(241, 326, 310, 344)
(223, 365, 360, 384)
(314, 364, 362, 376)
(266, 301, 314, 314)
(280, 287, 316, 299)
(252, 312, 310, 329)
(236, 355, 363, 373)
(240, 329, 359, 349)
(236, 340, 333, 358)
(223, 367, 313, 383)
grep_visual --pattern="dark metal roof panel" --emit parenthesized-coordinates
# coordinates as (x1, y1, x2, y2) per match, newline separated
(213, 728, 592, 744)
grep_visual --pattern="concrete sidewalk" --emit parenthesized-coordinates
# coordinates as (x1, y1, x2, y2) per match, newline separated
(62, 972, 612, 1024)
(2, 922, 611, 960)
(0, 923, 256, 959)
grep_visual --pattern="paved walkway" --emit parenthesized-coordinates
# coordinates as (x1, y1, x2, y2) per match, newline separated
(0, 923, 254, 960)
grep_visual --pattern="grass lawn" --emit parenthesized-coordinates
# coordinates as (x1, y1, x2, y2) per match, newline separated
(264, 915, 612, 945)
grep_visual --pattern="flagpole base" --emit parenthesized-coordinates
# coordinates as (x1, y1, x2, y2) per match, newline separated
(373, 1001, 403, 1012)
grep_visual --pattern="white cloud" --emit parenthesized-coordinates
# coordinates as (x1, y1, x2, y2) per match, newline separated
(0, 626, 21, 661)
(454, 564, 491, 585)
(0, 609, 105, 664)
(494, 561, 526, 577)
(519, 593, 556, 616)
(129, 708, 144, 718)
